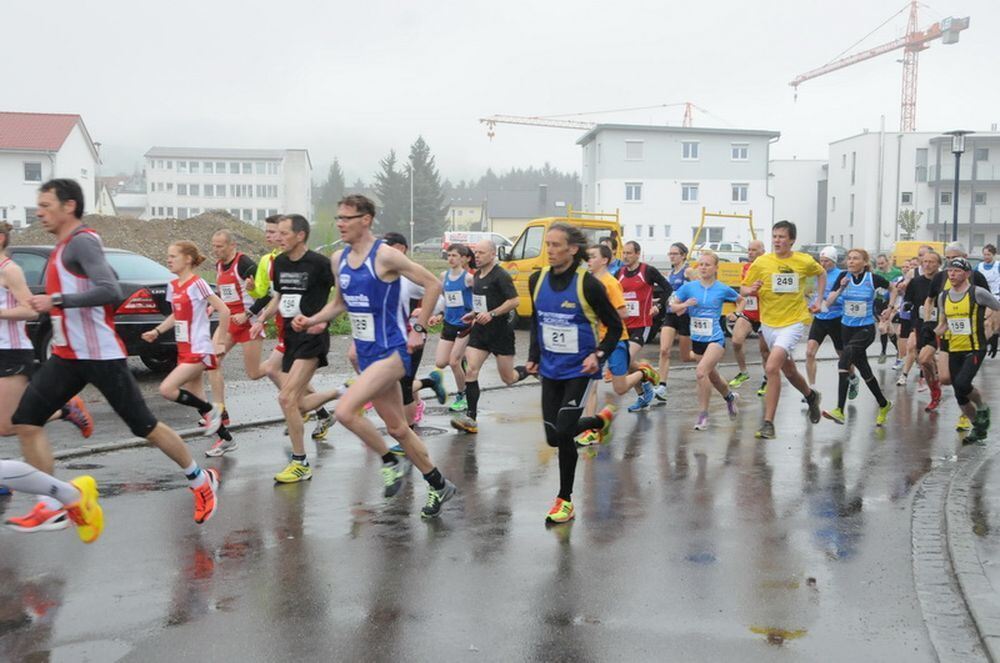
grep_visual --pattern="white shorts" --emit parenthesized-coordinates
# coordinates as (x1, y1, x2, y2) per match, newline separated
(760, 322, 806, 354)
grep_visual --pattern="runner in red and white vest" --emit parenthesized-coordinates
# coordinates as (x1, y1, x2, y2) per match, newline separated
(9, 179, 219, 532)
(726, 239, 770, 393)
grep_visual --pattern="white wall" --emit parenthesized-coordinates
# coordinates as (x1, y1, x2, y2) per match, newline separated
(769, 159, 826, 243)
(283, 150, 312, 218)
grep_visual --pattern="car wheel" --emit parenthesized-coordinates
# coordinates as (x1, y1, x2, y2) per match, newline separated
(140, 352, 177, 373)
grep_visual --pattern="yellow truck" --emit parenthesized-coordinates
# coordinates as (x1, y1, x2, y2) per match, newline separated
(891, 240, 945, 267)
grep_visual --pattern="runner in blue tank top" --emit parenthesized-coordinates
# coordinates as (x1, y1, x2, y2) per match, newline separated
(296, 194, 457, 519)
(655, 242, 694, 403)
(427, 244, 475, 413)
(820, 248, 894, 426)
(806, 246, 850, 393)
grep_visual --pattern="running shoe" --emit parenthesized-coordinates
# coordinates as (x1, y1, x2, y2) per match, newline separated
(449, 394, 468, 412)
(755, 421, 776, 439)
(426, 369, 448, 405)
(6, 502, 68, 532)
(421, 479, 457, 519)
(450, 414, 478, 434)
(805, 389, 822, 424)
(574, 429, 601, 447)
(823, 408, 846, 425)
(956, 415, 972, 432)
(389, 443, 406, 456)
(628, 382, 654, 412)
(756, 382, 768, 397)
(848, 374, 860, 400)
(274, 460, 312, 484)
(0, 485, 10, 496)
(545, 497, 574, 524)
(976, 406, 992, 431)
(205, 437, 239, 457)
(878, 354, 887, 365)
(597, 405, 617, 438)
(191, 468, 220, 524)
(64, 395, 94, 438)
(729, 372, 750, 388)
(200, 405, 223, 437)
(893, 358, 904, 371)
(411, 399, 426, 426)
(381, 458, 411, 497)
(637, 362, 660, 385)
(653, 383, 668, 403)
(926, 383, 942, 412)
(896, 373, 908, 386)
(693, 413, 709, 431)
(312, 413, 335, 441)
(725, 392, 740, 419)
(876, 401, 893, 427)
(65, 475, 103, 543)
(303, 411, 316, 423)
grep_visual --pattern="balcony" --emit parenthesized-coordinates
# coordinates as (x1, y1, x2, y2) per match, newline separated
(926, 206, 1000, 224)
(928, 163, 1000, 183)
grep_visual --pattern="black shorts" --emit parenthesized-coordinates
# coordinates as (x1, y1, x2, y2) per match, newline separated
(841, 323, 876, 356)
(917, 324, 939, 351)
(808, 317, 844, 351)
(0, 350, 35, 378)
(440, 321, 470, 343)
(692, 339, 724, 355)
(469, 321, 515, 357)
(281, 330, 330, 373)
(662, 312, 691, 335)
(11, 356, 157, 437)
(540, 375, 593, 448)
(627, 327, 651, 346)
(899, 318, 913, 339)
(401, 346, 425, 406)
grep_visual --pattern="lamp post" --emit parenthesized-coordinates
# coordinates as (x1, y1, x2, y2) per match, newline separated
(943, 130, 973, 242)
(405, 159, 415, 248)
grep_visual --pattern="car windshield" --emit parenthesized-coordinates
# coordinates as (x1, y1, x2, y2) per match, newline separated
(105, 252, 172, 282)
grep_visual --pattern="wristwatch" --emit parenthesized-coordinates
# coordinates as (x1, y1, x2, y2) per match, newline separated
(595, 349, 606, 360)
(412, 323, 428, 335)
(51, 293, 64, 307)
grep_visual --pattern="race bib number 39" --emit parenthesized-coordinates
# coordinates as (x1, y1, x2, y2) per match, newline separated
(473, 294, 488, 313)
(174, 320, 189, 343)
(691, 317, 713, 337)
(542, 324, 579, 354)
(219, 283, 239, 303)
(625, 300, 640, 317)
(350, 312, 375, 342)
(845, 301, 868, 318)
(948, 317, 971, 335)
(444, 290, 464, 307)
(279, 293, 302, 318)
(772, 273, 799, 293)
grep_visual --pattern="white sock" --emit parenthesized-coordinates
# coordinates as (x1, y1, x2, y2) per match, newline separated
(184, 461, 207, 488)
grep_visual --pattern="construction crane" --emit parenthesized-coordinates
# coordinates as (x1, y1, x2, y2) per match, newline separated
(480, 102, 701, 140)
(789, 0, 969, 131)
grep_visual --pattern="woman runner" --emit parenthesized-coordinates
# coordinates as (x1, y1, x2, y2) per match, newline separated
(654, 242, 693, 402)
(429, 244, 475, 412)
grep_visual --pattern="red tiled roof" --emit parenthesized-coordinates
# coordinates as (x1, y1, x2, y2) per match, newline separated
(0, 112, 81, 151)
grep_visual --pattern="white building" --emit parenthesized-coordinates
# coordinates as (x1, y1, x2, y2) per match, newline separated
(769, 159, 828, 244)
(144, 147, 312, 224)
(0, 111, 99, 228)
(825, 129, 1000, 253)
(578, 124, 779, 262)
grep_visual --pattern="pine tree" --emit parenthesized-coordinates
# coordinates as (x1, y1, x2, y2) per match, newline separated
(408, 136, 447, 242)
(313, 158, 347, 247)
(373, 150, 409, 236)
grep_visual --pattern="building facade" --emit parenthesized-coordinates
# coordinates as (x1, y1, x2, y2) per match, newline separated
(769, 159, 828, 244)
(144, 147, 312, 224)
(578, 124, 779, 262)
(0, 112, 99, 228)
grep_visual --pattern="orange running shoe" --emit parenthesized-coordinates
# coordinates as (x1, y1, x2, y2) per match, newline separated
(64, 395, 94, 439)
(6, 502, 69, 532)
(191, 468, 220, 524)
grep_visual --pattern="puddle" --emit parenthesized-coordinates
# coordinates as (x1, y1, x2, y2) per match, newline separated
(749, 626, 808, 646)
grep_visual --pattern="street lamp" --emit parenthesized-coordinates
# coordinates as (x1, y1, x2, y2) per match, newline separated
(404, 159, 415, 248)
(943, 130, 974, 242)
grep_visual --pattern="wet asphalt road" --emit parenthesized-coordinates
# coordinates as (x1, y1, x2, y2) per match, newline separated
(3, 352, 996, 661)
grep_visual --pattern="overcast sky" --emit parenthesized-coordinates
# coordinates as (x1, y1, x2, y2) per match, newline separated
(4, 0, 996, 185)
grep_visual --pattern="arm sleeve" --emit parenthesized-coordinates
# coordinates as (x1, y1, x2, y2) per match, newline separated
(237, 255, 258, 280)
(645, 265, 671, 309)
(582, 273, 624, 357)
(59, 233, 124, 307)
(528, 271, 540, 364)
(248, 292, 272, 316)
(974, 286, 1000, 310)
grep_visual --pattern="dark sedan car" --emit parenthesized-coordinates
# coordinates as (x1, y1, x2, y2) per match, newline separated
(8, 246, 181, 371)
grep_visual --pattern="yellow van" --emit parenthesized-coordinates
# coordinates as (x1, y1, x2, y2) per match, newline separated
(499, 209, 622, 322)
(892, 240, 945, 267)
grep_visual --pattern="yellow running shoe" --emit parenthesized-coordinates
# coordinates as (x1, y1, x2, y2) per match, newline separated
(574, 429, 600, 447)
(956, 415, 972, 432)
(545, 497, 574, 524)
(876, 401, 894, 427)
(65, 476, 104, 544)
(637, 362, 660, 385)
(274, 460, 312, 484)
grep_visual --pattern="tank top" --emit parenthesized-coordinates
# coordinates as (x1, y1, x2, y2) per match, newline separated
(617, 263, 653, 329)
(840, 272, 876, 328)
(533, 266, 598, 380)
(442, 269, 472, 326)
(216, 252, 254, 316)
(814, 267, 844, 320)
(168, 276, 215, 356)
(338, 239, 406, 359)
(0, 257, 31, 350)
(944, 287, 985, 352)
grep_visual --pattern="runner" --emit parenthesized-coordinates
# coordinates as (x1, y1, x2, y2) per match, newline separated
(727, 239, 769, 391)
(428, 243, 475, 413)
(0, 462, 102, 542)
(524, 223, 623, 524)
(977, 244, 1000, 356)
(450, 239, 530, 434)
(934, 257, 1000, 444)
(874, 253, 902, 364)
(891, 258, 916, 373)
(141, 241, 236, 457)
(903, 251, 941, 395)
(8, 179, 218, 531)
(820, 249, 894, 425)
(248, 215, 346, 483)
(805, 246, 854, 397)
(600, 235, 623, 276)
(296, 195, 456, 518)
(654, 242, 693, 402)
(616, 241, 669, 412)
(671, 252, 742, 431)
(741, 220, 825, 439)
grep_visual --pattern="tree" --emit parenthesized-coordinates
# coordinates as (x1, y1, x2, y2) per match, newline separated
(312, 158, 347, 247)
(373, 150, 409, 237)
(898, 209, 923, 240)
(408, 136, 446, 242)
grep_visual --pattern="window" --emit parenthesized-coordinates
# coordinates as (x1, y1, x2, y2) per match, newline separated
(216, 184, 227, 196)
(941, 191, 953, 205)
(510, 225, 545, 260)
(188, 161, 198, 174)
(178, 207, 189, 220)
(242, 162, 252, 174)
(242, 209, 253, 221)
(178, 184, 188, 196)
(974, 233, 986, 248)
(166, 183, 173, 191)
(708, 227, 723, 242)
(901, 192, 913, 205)
(625, 141, 644, 161)
(191, 208, 200, 215)
(189, 184, 200, 196)
(849, 193, 855, 226)
(681, 183, 699, 202)
(217, 162, 226, 173)
(231, 184, 253, 198)
(257, 209, 268, 222)
(255, 162, 267, 175)
(647, 225, 654, 238)
(625, 182, 643, 202)
(975, 148, 989, 162)
(731, 143, 749, 160)
(663, 225, 671, 237)
(597, 143, 601, 164)
(731, 183, 748, 203)
(149, 182, 155, 193)
(23, 162, 42, 182)
(682, 141, 699, 160)
(915, 148, 929, 182)
(831, 196, 837, 211)
(230, 163, 240, 174)
(268, 208, 278, 217)
(178, 161, 187, 173)
(230, 208, 240, 217)
(267, 162, 279, 175)
(204, 185, 213, 197)
(166, 161, 173, 170)
(634, 225, 642, 237)
(851, 152, 856, 185)
(596, 183, 601, 206)
(975, 192, 987, 205)
(166, 207, 174, 216)
(204, 162, 214, 174)
(0, 208, 5, 221)
(841, 154, 846, 168)
(9, 252, 47, 285)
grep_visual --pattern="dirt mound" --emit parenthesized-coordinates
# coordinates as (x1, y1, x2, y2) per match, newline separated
(14, 212, 268, 262)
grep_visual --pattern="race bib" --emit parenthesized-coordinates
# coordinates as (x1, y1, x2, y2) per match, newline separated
(174, 320, 189, 343)
(948, 317, 971, 335)
(691, 317, 713, 337)
(279, 293, 302, 318)
(473, 294, 488, 313)
(219, 283, 239, 303)
(51, 317, 67, 347)
(444, 290, 464, 307)
(744, 296, 758, 312)
(542, 324, 579, 354)
(845, 301, 868, 318)
(625, 300, 640, 317)
(772, 273, 799, 293)
(349, 312, 375, 342)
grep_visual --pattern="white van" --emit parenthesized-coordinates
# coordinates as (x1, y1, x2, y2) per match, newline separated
(442, 231, 513, 256)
